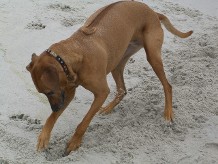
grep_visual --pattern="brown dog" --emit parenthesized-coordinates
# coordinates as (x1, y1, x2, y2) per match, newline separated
(26, 1, 192, 155)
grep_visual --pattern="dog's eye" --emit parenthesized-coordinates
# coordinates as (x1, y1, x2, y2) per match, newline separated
(46, 91, 54, 96)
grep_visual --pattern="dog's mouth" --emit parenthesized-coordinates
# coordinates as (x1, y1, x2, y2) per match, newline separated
(49, 91, 65, 112)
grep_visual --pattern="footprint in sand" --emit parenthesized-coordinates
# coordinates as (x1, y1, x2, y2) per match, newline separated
(61, 17, 85, 27)
(48, 4, 73, 12)
(10, 114, 41, 124)
(9, 114, 42, 131)
(26, 22, 46, 30)
(204, 143, 218, 150)
(48, 3, 85, 27)
(0, 159, 9, 164)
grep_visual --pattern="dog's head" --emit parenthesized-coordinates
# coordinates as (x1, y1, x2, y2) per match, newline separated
(26, 53, 70, 112)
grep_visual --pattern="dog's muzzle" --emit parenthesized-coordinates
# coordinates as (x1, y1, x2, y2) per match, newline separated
(50, 91, 65, 112)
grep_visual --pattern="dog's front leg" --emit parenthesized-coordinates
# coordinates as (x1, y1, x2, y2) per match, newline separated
(64, 79, 109, 155)
(37, 109, 64, 151)
(37, 89, 76, 151)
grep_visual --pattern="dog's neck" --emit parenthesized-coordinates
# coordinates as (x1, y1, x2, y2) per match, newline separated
(45, 49, 73, 81)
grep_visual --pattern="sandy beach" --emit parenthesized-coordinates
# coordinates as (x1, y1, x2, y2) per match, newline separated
(0, 0, 218, 163)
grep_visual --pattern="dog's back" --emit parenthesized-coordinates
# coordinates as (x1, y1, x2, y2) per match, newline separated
(80, 1, 158, 39)
(77, 1, 159, 71)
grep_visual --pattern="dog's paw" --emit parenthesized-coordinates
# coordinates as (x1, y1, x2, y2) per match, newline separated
(99, 106, 112, 115)
(64, 137, 82, 156)
(37, 132, 50, 152)
(164, 108, 174, 122)
(99, 103, 116, 115)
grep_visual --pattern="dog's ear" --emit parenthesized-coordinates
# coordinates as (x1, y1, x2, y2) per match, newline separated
(26, 62, 33, 72)
(41, 66, 59, 89)
(31, 53, 38, 61)
(26, 53, 38, 72)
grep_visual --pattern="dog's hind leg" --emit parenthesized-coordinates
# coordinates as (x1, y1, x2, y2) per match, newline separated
(99, 41, 142, 114)
(143, 27, 173, 121)
(99, 62, 127, 114)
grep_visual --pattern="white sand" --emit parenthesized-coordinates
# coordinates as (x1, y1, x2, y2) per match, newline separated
(0, 0, 218, 163)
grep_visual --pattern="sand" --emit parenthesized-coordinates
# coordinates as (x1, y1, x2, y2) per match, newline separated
(0, 0, 218, 163)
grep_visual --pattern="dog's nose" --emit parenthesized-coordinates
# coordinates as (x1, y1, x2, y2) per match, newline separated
(51, 104, 61, 112)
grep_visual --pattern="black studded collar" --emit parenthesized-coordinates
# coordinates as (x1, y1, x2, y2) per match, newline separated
(45, 49, 71, 79)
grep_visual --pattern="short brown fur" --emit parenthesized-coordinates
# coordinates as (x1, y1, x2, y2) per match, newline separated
(26, 1, 192, 155)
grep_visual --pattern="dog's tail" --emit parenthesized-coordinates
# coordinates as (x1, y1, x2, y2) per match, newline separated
(156, 13, 193, 38)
